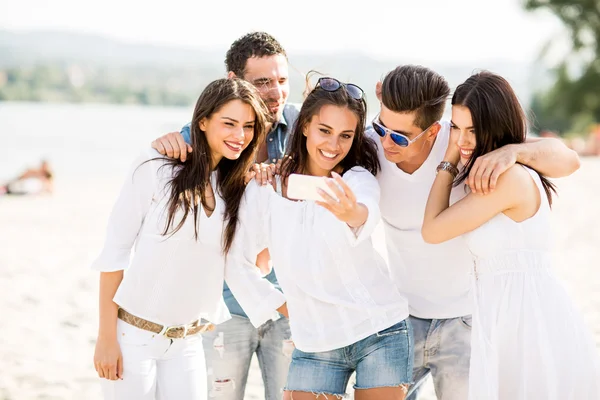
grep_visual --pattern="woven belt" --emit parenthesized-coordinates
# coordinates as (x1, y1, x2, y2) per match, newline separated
(118, 308, 214, 339)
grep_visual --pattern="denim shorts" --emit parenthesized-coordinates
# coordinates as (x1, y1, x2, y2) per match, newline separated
(284, 319, 414, 396)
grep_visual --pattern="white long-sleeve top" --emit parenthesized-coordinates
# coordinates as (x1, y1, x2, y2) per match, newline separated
(91, 148, 286, 327)
(226, 167, 410, 352)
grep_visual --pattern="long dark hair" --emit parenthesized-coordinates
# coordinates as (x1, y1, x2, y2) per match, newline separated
(452, 71, 556, 205)
(281, 76, 379, 179)
(160, 78, 270, 253)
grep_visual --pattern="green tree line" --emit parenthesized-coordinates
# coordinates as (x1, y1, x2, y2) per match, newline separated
(0, 64, 210, 106)
(525, 0, 600, 135)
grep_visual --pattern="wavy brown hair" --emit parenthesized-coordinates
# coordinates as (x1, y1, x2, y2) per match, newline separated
(281, 75, 379, 179)
(452, 71, 556, 205)
(159, 78, 270, 253)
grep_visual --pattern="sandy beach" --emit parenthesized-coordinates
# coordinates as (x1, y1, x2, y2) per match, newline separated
(1, 102, 598, 399)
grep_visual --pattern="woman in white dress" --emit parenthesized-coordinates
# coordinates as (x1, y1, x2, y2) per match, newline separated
(91, 78, 287, 400)
(421, 71, 600, 399)
(226, 77, 414, 400)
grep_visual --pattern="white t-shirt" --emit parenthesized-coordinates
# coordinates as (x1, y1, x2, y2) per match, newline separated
(372, 121, 473, 319)
(227, 167, 409, 352)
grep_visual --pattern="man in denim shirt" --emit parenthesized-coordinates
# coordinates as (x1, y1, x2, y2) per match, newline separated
(153, 32, 299, 400)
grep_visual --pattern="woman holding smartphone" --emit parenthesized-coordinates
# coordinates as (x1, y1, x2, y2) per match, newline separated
(226, 77, 413, 400)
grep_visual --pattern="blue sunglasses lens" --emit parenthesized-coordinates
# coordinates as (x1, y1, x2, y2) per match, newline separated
(391, 134, 409, 147)
(373, 122, 409, 147)
(373, 123, 386, 137)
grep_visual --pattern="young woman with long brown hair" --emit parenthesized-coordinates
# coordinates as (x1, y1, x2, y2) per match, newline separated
(422, 71, 600, 399)
(226, 77, 413, 400)
(91, 78, 286, 400)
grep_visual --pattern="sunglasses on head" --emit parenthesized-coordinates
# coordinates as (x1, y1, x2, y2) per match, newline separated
(372, 114, 431, 147)
(316, 77, 364, 100)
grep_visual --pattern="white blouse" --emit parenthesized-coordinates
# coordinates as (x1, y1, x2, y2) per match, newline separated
(226, 167, 410, 353)
(91, 148, 286, 327)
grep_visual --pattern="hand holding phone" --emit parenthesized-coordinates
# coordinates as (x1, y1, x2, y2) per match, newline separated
(286, 174, 339, 202)
(288, 172, 368, 229)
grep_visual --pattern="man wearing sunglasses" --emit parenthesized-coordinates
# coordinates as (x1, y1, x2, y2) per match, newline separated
(151, 32, 298, 400)
(371, 64, 581, 400)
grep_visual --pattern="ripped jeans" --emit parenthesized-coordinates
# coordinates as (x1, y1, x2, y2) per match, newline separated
(285, 319, 414, 398)
(202, 314, 293, 399)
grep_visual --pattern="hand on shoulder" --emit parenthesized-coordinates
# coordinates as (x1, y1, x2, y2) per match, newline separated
(151, 131, 192, 162)
(475, 163, 540, 216)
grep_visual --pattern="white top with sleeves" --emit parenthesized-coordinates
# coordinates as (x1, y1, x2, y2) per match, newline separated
(226, 167, 409, 352)
(91, 148, 286, 327)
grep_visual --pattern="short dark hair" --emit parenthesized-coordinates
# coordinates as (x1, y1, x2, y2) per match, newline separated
(380, 65, 450, 130)
(225, 32, 287, 77)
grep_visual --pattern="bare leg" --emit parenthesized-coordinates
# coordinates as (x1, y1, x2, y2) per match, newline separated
(284, 390, 345, 400)
(355, 385, 409, 400)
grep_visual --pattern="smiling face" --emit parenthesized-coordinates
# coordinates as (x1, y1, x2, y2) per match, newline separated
(450, 104, 477, 166)
(377, 105, 427, 164)
(303, 104, 358, 177)
(375, 104, 440, 174)
(200, 99, 256, 167)
(240, 54, 289, 121)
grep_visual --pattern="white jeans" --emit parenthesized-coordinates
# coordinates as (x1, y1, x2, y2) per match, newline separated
(101, 319, 207, 400)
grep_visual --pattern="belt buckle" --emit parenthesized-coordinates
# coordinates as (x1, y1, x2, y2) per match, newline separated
(164, 324, 188, 339)
(198, 322, 213, 333)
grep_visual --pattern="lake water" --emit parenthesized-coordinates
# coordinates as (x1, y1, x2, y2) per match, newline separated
(0, 101, 194, 183)
(0, 101, 386, 185)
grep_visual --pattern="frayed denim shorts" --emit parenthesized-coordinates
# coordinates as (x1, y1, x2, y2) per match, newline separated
(284, 319, 414, 396)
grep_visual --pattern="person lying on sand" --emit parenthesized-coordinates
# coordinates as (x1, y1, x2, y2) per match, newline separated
(0, 159, 54, 195)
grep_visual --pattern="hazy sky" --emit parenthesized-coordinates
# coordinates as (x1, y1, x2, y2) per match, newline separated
(2, 0, 567, 64)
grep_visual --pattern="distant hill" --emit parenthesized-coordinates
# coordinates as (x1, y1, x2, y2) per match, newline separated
(0, 29, 543, 108)
(0, 30, 223, 68)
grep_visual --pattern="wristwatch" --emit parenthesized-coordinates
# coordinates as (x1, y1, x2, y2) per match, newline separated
(436, 161, 459, 178)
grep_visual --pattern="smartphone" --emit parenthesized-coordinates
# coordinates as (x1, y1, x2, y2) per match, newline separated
(287, 173, 339, 202)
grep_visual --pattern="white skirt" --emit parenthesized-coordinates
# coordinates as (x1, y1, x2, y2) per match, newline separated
(469, 267, 600, 400)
